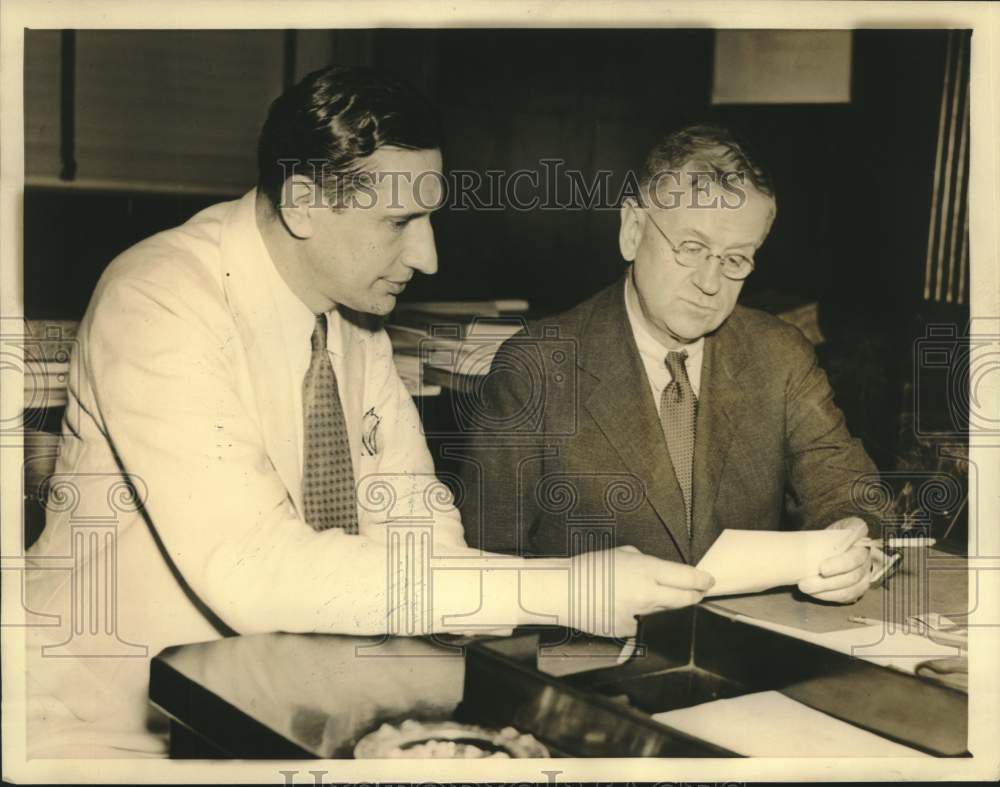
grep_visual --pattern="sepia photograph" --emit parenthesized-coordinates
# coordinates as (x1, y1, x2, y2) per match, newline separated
(2, 1, 997, 783)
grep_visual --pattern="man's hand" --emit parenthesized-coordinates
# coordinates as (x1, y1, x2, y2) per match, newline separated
(797, 517, 872, 603)
(582, 545, 715, 638)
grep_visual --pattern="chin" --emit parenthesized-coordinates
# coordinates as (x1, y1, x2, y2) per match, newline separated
(668, 319, 714, 344)
(366, 297, 396, 316)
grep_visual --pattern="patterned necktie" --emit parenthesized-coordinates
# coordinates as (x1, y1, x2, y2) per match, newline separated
(660, 350, 697, 535)
(302, 314, 359, 533)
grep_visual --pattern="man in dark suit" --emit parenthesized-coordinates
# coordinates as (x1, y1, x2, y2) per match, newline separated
(458, 124, 879, 607)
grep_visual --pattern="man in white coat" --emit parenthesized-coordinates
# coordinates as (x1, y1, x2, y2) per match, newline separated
(24, 66, 713, 757)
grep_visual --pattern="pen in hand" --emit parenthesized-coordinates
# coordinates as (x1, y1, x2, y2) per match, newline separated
(856, 537, 936, 549)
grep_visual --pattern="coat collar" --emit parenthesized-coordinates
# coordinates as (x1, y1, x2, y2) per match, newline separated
(579, 273, 752, 563)
(216, 191, 404, 519)
(219, 190, 307, 517)
(690, 306, 752, 561)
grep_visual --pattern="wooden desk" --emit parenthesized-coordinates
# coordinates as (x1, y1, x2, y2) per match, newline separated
(150, 634, 466, 758)
(149, 549, 968, 759)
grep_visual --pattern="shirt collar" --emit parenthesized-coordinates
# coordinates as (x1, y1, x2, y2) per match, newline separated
(262, 259, 316, 361)
(253, 197, 345, 356)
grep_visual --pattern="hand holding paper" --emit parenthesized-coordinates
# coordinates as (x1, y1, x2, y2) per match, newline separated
(696, 519, 870, 599)
(796, 518, 873, 603)
(609, 545, 715, 636)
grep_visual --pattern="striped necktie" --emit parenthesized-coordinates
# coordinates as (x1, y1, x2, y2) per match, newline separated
(660, 350, 697, 535)
(302, 314, 359, 533)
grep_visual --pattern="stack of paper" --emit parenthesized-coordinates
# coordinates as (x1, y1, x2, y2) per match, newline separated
(391, 354, 440, 397)
(386, 300, 529, 392)
(652, 691, 925, 756)
(697, 529, 859, 597)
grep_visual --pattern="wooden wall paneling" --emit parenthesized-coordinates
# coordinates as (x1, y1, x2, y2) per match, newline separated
(295, 30, 339, 80)
(72, 30, 285, 191)
(922, 30, 971, 306)
(283, 30, 297, 90)
(329, 29, 376, 70)
(412, 29, 714, 314)
(24, 29, 62, 179)
(59, 30, 76, 180)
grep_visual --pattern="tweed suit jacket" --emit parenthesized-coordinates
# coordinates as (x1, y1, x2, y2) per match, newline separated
(457, 275, 879, 565)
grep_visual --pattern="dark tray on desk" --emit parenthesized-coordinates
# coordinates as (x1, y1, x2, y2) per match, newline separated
(459, 605, 968, 757)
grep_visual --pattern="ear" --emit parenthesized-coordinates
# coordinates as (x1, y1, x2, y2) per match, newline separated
(619, 197, 644, 262)
(277, 175, 322, 240)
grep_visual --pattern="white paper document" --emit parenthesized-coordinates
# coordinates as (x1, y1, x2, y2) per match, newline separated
(652, 691, 926, 756)
(697, 529, 859, 597)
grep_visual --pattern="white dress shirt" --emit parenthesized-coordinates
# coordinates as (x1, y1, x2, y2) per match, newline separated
(623, 270, 704, 413)
(260, 238, 346, 478)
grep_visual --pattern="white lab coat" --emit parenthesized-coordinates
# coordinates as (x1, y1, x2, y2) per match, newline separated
(25, 190, 467, 756)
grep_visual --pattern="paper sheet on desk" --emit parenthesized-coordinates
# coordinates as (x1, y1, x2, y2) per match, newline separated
(652, 691, 926, 756)
(697, 529, 858, 597)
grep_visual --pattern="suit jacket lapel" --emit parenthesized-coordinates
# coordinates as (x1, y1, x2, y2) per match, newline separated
(220, 191, 305, 518)
(691, 312, 750, 561)
(581, 278, 692, 562)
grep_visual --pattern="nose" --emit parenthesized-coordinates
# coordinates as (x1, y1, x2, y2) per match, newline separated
(403, 218, 438, 276)
(690, 254, 723, 295)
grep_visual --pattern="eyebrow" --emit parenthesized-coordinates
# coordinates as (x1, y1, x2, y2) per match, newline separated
(680, 227, 756, 252)
(386, 208, 435, 221)
(683, 228, 711, 244)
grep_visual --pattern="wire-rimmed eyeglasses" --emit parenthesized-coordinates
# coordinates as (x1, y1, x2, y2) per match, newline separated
(643, 209, 756, 281)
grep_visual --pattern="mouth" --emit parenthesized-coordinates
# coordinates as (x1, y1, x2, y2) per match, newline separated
(682, 298, 716, 312)
(384, 279, 410, 294)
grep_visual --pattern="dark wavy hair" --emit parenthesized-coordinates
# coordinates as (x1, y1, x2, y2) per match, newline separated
(639, 123, 775, 203)
(257, 66, 441, 210)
